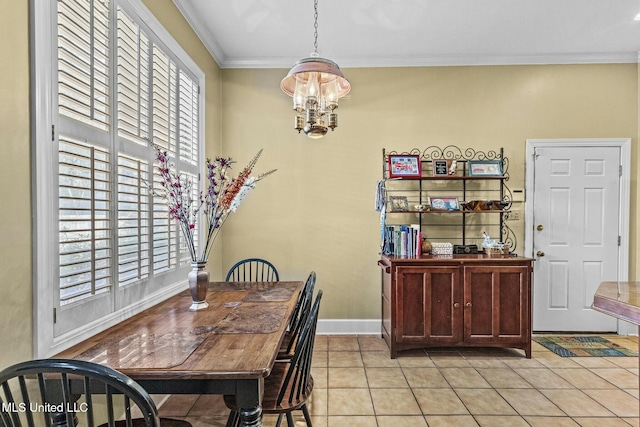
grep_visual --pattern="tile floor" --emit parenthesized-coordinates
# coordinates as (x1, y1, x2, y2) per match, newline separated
(156, 335, 640, 427)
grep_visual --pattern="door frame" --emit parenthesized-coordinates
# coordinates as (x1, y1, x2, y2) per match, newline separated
(525, 138, 631, 334)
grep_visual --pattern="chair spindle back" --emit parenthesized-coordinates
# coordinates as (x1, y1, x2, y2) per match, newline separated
(225, 258, 279, 282)
(0, 359, 160, 427)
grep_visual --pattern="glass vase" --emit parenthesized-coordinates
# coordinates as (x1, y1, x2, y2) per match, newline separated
(188, 261, 210, 311)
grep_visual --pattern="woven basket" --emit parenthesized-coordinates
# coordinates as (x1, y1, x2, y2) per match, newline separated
(431, 242, 453, 255)
(483, 246, 510, 255)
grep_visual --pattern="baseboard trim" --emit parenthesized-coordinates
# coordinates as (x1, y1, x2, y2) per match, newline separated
(317, 319, 381, 335)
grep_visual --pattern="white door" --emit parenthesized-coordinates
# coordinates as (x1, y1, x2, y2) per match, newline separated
(531, 145, 621, 331)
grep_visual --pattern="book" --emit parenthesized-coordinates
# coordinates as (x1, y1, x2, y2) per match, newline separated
(382, 224, 423, 257)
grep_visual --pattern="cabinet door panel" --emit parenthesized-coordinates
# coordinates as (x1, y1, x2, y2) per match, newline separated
(399, 269, 426, 337)
(396, 266, 462, 343)
(429, 269, 458, 338)
(464, 266, 529, 343)
(498, 271, 524, 335)
(467, 271, 494, 336)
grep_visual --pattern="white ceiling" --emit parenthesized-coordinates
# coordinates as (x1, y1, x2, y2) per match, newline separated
(173, 0, 640, 69)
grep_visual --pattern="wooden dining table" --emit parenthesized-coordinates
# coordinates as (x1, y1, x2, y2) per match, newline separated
(54, 280, 303, 427)
(592, 281, 640, 416)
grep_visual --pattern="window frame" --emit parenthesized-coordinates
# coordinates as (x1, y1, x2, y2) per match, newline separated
(32, 0, 205, 357)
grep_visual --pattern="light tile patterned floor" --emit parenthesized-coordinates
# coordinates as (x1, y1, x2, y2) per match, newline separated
(156, 334, 640, 427)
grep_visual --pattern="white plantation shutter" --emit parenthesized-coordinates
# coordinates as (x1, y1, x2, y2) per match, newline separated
(58, 137, 112, 305)
(148, 42, 183, 271)
(151, 47, 178, 153)
(57, 0, 110, 130)
(48, 0, 204, 338)
(178, 71, 199, 165)
(151, 171, 178, 273)
(116, 154, 150, 286)
(116, 9, 150, 144)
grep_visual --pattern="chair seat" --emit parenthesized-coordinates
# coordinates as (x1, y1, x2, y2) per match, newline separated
(224, 363, 314, 414)
(277, 331, 295, 360)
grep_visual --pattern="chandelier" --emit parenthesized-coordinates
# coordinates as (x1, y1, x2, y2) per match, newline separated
(280, 0, 351, 139)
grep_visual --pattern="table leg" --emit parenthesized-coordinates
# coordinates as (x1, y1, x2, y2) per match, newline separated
(238, 407, 262, 427)
(236, 378, 264, 427)
(45, 382, 79, 427)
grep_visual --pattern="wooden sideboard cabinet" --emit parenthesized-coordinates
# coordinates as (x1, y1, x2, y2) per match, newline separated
(379, 254, 533, 358)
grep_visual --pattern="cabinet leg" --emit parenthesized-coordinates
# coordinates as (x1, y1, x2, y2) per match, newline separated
(524, 343, 532, 359)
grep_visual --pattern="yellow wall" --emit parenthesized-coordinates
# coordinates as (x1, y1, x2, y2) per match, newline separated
(221, 64, 638, 319)
(0, 0, 31, 368)
(1, 1, 638, 364)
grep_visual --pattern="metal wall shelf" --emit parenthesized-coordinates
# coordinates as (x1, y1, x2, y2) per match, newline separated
(382, 145, 517, 251)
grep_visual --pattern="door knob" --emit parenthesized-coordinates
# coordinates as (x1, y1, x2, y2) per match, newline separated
(537, 225, 544, 231)
(536, 251, 545, 257)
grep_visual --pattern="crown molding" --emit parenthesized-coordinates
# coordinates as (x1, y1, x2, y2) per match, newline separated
(219, 52, 639, 69)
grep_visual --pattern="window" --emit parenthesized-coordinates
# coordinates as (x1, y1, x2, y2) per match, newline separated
(34, 0, 204, 355)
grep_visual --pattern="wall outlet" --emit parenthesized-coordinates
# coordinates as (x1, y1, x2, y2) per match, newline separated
(509, 210, 520, 221)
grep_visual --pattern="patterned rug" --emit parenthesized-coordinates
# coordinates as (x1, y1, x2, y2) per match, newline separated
(533, 336, 638, 357)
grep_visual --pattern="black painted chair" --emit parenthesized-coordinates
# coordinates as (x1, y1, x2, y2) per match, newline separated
(101, 418, 191, 426)
(0, 358, 160, 427)
(224, 290, 323, 427)
(225, 258, 279, 282)
(278, 271, 317, 360)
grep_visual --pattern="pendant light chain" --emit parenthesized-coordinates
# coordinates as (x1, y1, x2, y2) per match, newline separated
(313, 0, 319, 54)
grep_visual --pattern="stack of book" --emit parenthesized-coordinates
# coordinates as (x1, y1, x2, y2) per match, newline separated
(383, 224, 422, 257)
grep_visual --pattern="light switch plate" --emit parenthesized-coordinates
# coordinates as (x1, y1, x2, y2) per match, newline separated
(512, 189, 525, 202)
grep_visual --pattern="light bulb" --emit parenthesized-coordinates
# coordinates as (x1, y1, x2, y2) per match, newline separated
(323, 77, 339, 110)
(292, 77, 306, 112)
(306, 72, 319, 105)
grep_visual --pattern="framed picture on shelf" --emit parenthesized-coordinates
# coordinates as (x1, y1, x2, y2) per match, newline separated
(432, 159, 458, 177)
(468, 160, 503, 176)
(387, 155, 422, 178)
(389, 196, 409, 211)
(428, 197, 460, 211)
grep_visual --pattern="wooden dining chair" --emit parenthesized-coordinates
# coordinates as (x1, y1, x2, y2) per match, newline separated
(224, 290, 323, 427)
(278, 271, 317, 360)
(225, 258, 280, 282)
(0, 358, 160, 427)
(100, 418, 191, 426)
